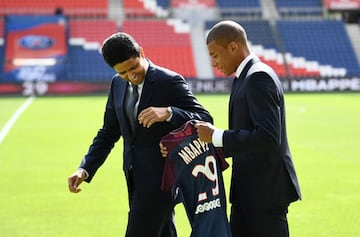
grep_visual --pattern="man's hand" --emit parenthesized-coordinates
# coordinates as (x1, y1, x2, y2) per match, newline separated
(195, 121, 216, 143)
(159, 142, 168, 158)
(68, 169, 86, 193)
(138, 107, 170, 128)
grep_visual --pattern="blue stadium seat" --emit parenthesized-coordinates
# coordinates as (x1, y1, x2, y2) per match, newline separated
(275, 0, 322, 16)
(276, 0, 321, 7)
(216, 0, 262, 18)
(277, 19, 360, 77)
(67, 46, 114, 81)
(217, 0, 260, 7)
(0, 46, 3, 79)
(206, 20, 278, 49)
(0, 20, 3, 80)
(157, 0, 171, 8)
(205, 20, 287, 77)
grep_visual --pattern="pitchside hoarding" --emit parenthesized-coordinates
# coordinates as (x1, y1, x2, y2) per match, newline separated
(323, 0, 360, 9)
(3, 15, 68, 82)
(0, 77, 359, 96)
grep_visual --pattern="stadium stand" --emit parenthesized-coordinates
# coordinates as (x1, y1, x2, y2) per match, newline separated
(216, 0, 262, 18)
(277, 19, 359, 77)
(67, 19, 117, 81)
(275, 0, 323, 17)
(0, 0, 360, 86)
(0, 19, 3, 77)
(0, 0, 108, 17)
(123, 0, 169, 18)
(123, 0, 156, 17)
(121, 19, 197, 78)
(171, 0, 216, 8)
(205, 20, 287, 78)
(157, 0, 171, 8)
(67, 45, 114, 81)
(69, 19, 117, 44)
(0, 19, 3, 32)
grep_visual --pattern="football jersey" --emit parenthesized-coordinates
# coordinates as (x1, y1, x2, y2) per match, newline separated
(161, 120, 231, 237)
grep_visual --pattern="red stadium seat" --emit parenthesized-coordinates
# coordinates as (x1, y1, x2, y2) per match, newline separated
(288, 66, 320, 78)
(123, 0, 156, 17)
(212, 56, 287, 79)
(0, 20, 4, 38)
(0, 0, 108, 17)
(122, 20, 197, 78)
(69, 19, 117, 44)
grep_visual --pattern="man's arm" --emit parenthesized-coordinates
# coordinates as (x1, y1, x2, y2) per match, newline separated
(223, 72, 282, 153)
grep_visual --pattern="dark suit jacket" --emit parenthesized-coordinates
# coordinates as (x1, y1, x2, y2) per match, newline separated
(79, 60, 213, 208)
(223, 57, 301, 210)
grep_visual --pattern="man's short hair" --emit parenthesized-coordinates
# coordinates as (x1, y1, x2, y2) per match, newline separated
(101, 32, 141, 67)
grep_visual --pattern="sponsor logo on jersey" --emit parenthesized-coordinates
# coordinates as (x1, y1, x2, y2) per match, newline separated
(195, 198, 221, 214)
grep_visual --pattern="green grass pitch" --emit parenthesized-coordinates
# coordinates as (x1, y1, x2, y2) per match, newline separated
(0, 93, 359, 237)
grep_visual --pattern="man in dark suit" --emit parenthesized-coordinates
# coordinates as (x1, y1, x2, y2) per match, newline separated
(68, 32, 213, 237)
(195, 21, 302, 237)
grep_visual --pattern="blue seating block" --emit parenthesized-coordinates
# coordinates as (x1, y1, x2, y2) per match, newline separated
(68, 46, 114, 81)
(206, 20, 277, 49)
(277, 19, 360, 76)
(216, 0, 262, 17)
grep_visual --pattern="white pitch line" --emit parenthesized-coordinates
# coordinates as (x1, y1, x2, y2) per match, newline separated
(0, 96, 35, 144)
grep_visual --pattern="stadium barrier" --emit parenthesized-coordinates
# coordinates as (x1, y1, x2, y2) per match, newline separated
(1, 77, 360, 96)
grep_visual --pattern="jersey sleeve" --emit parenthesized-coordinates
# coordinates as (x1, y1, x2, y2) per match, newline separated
(214, 148, 229, 171)
(160, 120, 196, 192)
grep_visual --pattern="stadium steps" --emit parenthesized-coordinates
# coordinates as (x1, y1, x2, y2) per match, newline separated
(345, 24, 360, 66)
(190, 24, 213, 79)
(260, 0, 280, 20)
(108, 0, 124, 23)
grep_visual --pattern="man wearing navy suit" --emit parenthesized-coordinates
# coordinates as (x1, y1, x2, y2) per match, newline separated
(195, 21, 302, 237)
(68, 32, 213, 237)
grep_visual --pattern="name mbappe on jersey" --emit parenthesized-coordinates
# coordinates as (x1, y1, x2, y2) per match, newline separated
(161, 120, 231, 237)
(177, 137, 209, 164)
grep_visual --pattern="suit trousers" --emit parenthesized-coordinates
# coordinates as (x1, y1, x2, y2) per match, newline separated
(125, 169, 177, 237)
(230, 204, 289, 237)
(125, 210, 176, 237)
